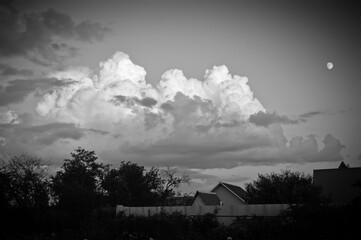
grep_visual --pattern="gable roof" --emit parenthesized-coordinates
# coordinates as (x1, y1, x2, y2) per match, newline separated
(191, 191, 221, 206)
(212, 182, 248, 203)
(339, 161, 348, 169)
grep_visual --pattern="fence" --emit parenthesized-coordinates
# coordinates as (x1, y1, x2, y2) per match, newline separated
(116, 204, 290, 225)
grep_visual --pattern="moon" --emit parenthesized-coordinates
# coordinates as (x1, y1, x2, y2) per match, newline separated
(327, 62, 334, 70)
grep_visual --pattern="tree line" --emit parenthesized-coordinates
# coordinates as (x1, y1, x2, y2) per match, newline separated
(0, 147, 190, 213)
(1, 146, 337, 213)
(1, 147, 360, 239)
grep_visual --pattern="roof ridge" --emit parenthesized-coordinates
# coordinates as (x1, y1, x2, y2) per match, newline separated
(221, 181, 240, 187)
(192, 190, 221, 206)
(219, 182, 247, 203)
(197, 191, 217, 194)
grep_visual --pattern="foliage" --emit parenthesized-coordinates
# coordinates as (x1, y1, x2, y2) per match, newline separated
(245, 170, 325, 204)
(278, 204, 361, 240)
(158, 166, 191, 203)
(1, 150, 360, 240)
(51, 147, 106, 213)
(3, 204, 361, 240)
(9, 149, 361, 239)
(102, 163, 190, 206)
(102, 161, 162, 206)
(0, 154, 49, 209)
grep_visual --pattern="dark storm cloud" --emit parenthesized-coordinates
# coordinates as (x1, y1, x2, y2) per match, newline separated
(298, 111, 325, 120)
(249, 110, 327, 127)
(0, 122, 85, 145)
(0, 78, 72, 106)
(249, 111, 299, 127)
(117, 128, 345, 169)
(120, 135, 272, 169)
(41, 8, 110, 43)
(0, 64, 34, 77)
(24, 123, 84, 145)
(0, 2, 110, 65)
(136, 97, 157, 108)
(83, 128, 109, 135)
(111, 95, 129, 107)
(112, 95, 158, 108)
(195, 121, 241, 135)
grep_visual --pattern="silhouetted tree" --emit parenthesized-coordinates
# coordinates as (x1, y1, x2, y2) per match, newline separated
(0, 168, 11, 210)
(102, 161, 162, 206)
(0, 154, 49, 209)
(245, 170, 325, 204)
(51, 148, 106, 213)
(158, 166, 190, 203)
(101, 167, 129, 206)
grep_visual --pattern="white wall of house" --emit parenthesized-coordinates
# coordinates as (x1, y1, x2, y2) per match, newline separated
(212, 185, 245, 205)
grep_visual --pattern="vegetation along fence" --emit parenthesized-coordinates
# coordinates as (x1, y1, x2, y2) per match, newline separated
(116, 204, 290, 225)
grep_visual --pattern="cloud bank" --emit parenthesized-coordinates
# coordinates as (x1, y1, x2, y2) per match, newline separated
(0, 51, 337, 169)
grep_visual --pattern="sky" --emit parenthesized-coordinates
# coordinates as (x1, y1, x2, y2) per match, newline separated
(0, 0, 360, 193)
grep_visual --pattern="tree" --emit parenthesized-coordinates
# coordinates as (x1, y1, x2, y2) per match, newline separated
(0, 154, 49, 209)
(51, 148, 106, 212)
(245, 170, 325, 204)
(102, 161, 162, 206)
(102, 164, 191, 206)
(158, 166, 190, 203)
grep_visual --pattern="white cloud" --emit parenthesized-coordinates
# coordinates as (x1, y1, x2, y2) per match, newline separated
(0, 111, 20, 124)
(0, 136, 6, 146)
(14, 51, 343, 168)
(159, 65, 265, 121)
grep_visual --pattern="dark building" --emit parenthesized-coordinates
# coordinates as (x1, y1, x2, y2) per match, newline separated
(191, 191, 222, 206)
(313, 162, 361, 203)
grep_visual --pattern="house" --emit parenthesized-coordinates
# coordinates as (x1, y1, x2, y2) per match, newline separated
(211, 182, 247, 205)
(191, 191, 222, 207)
(191, 182, 248, 207)
(165, 196, 193, 206)
(313, 162, 361, 203)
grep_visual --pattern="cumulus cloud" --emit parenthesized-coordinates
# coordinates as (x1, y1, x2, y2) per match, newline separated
(158, 65, 265, 121)
(0, 51, 342, 169)
(0, 110, 20, 124)
(0, 2, 110, 65)
(0, 136, 6, 147)
(318, 134, 345, 162)
(35, 52, 265, 146)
